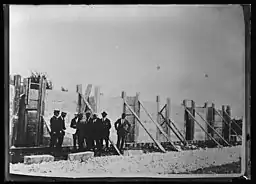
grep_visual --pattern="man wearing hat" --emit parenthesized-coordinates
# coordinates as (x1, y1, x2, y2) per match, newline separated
(92, 113, 101, 151)
(50, 109, 60, 149)
(77, 113, 85, 151)
(70, 112, 79, 150)
(101, 111, 111, 150)
(57, 111, 67, 149)
(114, 113, 131, 154)
(84, 111, 94, 150)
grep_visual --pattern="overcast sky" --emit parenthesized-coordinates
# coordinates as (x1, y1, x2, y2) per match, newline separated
(10, 5, 245, 117)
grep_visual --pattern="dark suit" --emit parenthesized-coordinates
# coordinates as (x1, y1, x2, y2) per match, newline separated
(50, 115, 59, 148)
(77, 117, 85, 150)
(114, 118, 130, 151)
(85, 117, 94, 150)
(93, 118, 104, 150)
(101, 118, 111, 148)
(70, 117, 78, 149)
(57, 116, 66, 148)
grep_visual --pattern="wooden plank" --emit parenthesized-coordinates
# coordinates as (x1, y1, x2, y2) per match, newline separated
(134, 92, 140, 143)
(184, 106, 222, 148)
(168, 118, 186, 144)
(159, 104, 166, 114)
(94, 86, 100, 113)
(194, 109, 230, 146)
(156, 96, 160, 141)
(124, 100, 167, 152)
(81, 84, 92, 112)
(166, 98, 171, 138)
(214, 108, 242, 141)
(159, 113, 186, 145)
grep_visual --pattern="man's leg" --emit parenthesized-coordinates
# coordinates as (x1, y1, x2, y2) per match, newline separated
(73, 134, 77, 150)
(78, 134, 84, 151)
(120, 134, 126, 151)
(116, 133, 121, 150)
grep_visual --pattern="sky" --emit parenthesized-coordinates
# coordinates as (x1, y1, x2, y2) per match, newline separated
(10, 5, 245, 117)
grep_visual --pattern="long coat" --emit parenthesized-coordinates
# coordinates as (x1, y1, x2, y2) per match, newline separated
(58, 116, 66, 136)
(114, 118, 130, 136)
(101, 118, 111, 138)
(50, 116, 62, 134)
(70, 117, 78, 134)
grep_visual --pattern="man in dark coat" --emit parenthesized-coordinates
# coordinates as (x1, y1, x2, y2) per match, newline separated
(84, 111, 94, 150)
(114, 113, 131, 153)
(57, 111, 67, 149)
(93, 114, 104, 151)
(70, 112, 79, 150)
(101, 111, 111, 150)
(50, 109, 60, 149)
(91, 113, 100, 151)
(76, 113, 85, 151)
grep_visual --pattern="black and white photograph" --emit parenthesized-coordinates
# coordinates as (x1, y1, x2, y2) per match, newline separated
(6, 4, 251, 180)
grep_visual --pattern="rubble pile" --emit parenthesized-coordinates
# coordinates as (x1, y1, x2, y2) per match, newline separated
(10, 146, 241, 177)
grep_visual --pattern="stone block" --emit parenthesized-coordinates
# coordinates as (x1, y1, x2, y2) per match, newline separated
(24, 155, 54, 164)
(123, 150, 144, 156)
(68, 151, 94, 162)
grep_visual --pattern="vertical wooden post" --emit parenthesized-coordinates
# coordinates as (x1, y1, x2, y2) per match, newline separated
(156, 95, 160, 142)
(76, 84, 82, 113)
(94, 86, 100, 113)
(166, 98, 171, 139)
(211, 103, 215, 139)
(35, 77, 43, 146)
(184, 99, 195, 141)
(222, 105, 228, 142)
(12, 75, 21, 146)
(191, 100, 195, 140)
(226, 105, 231, 142)
(121, 91, 126, 115)
(134, 92, 140, 143)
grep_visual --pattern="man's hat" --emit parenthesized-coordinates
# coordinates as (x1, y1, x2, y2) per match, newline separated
(85, 110, 91, 114)
(61, 111, 67, 115)
(101, 111, 108, 116)
(54, 109, 60, 113)
(93, 113, 98, 117)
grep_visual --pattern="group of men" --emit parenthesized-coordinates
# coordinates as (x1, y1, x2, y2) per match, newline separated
(50, 109, 131, 154)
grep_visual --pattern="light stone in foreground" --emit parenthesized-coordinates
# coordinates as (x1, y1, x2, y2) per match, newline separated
(24, 155, 54, 165)
(123, 150, 144, 156)
(68, 151, 94, 162)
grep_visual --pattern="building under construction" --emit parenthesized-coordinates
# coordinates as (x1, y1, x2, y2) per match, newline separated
(9, 74, 243, 159)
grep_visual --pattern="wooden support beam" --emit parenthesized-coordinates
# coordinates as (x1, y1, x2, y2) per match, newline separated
(166, 98, 171, 138)
(139, 100, 178, 151)
(123, 100, 168, 152)
(159, 104, 166, 114)
(76, 84, 82, 113)
(94, 86, 100, 113)
(134, 92, 140, 143)
(159, 112, 187, 146)
(183, 106, 222, 148)
(214, 107, 242, 141)
(35, 77, 43, 146)
(156, 96, 160, 141)
(121, 91, 126, 115)
(194, 109, 230, 146)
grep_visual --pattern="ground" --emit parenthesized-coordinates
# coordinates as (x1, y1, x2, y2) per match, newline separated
(9, 146, 243, 177)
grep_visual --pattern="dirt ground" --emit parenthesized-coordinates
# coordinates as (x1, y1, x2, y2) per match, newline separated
(9, 146, 242, 177)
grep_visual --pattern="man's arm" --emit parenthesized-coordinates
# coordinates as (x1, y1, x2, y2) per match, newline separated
(107, 119, 111, 130)
(114, 119, 119, 130)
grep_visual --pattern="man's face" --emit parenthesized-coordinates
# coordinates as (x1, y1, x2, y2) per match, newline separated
(62, 113, 66, 118)
(102, 114, 106, 119)
(122, 114, 126, 119)
(54, 112, 59, 117)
